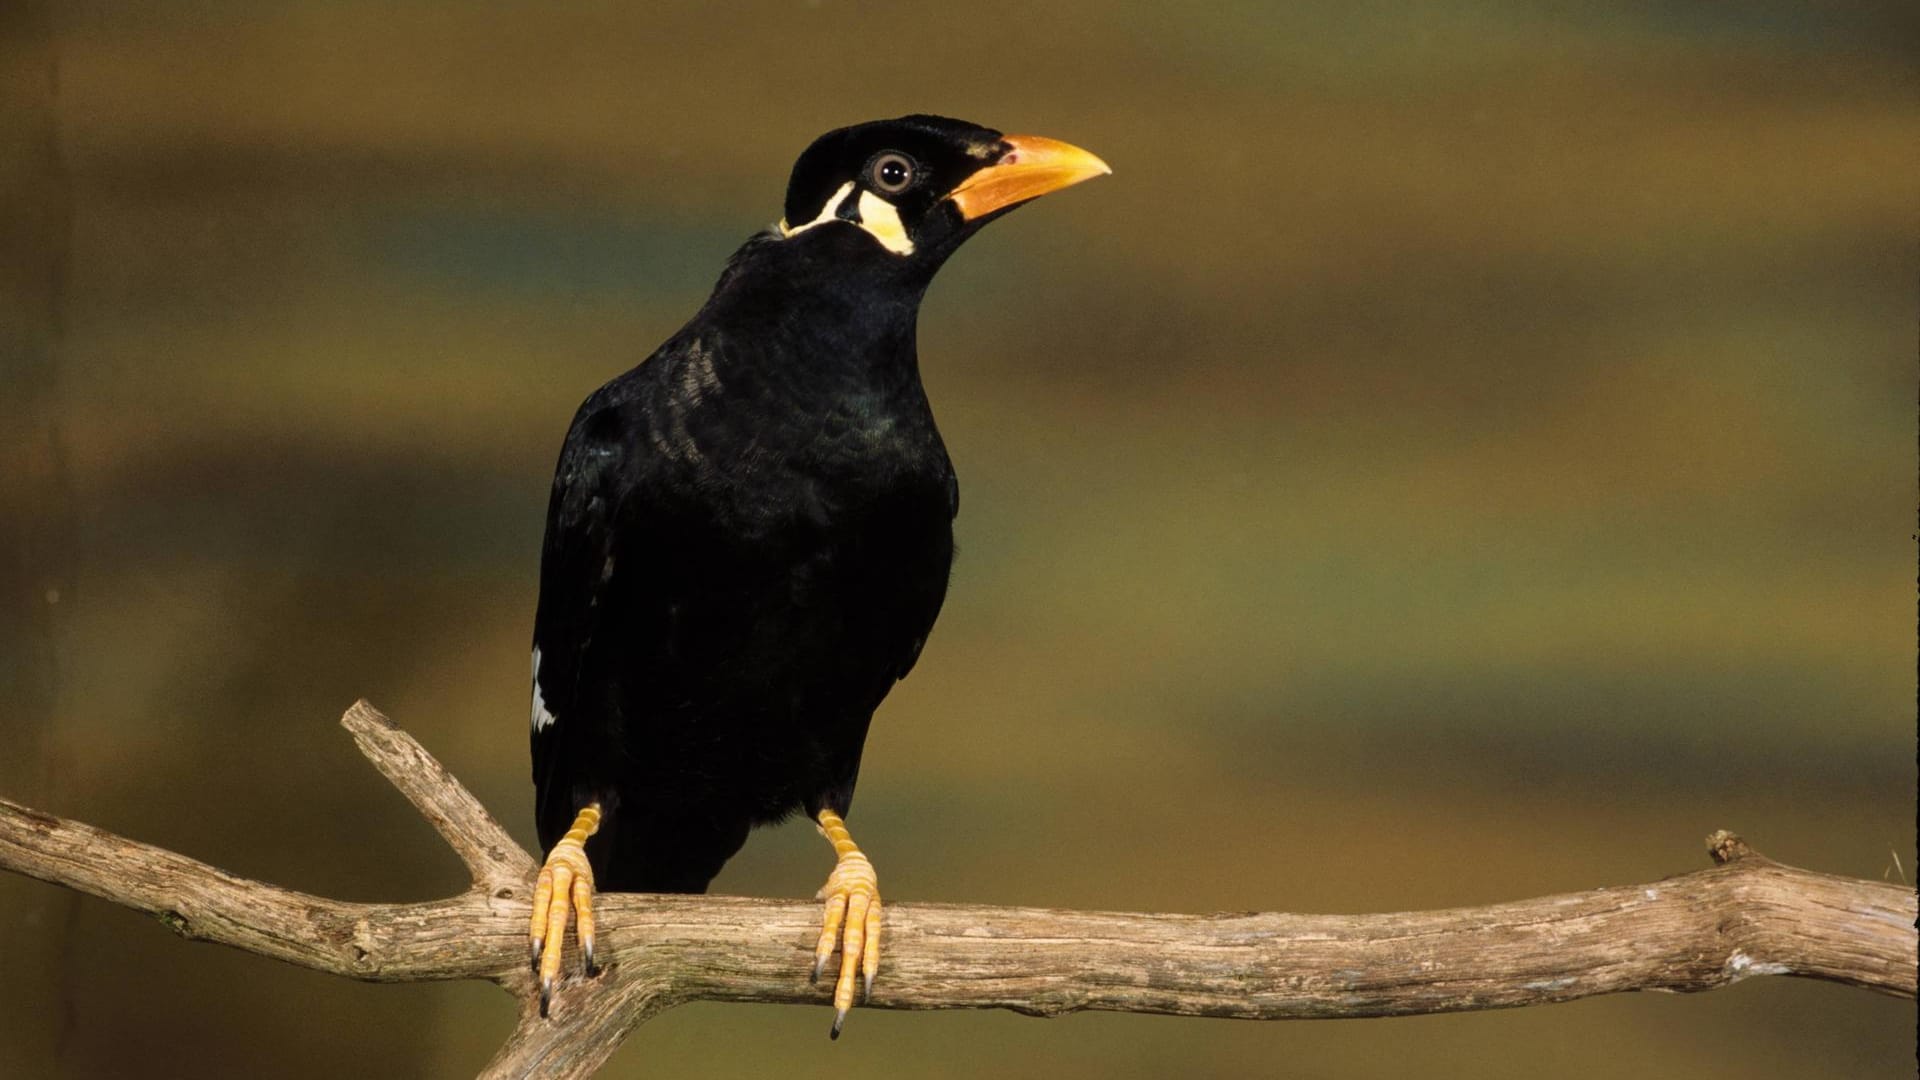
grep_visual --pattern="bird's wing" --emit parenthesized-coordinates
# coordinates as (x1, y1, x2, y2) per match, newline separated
(529, 387, 644, 847)
(887, 467, 959, 685)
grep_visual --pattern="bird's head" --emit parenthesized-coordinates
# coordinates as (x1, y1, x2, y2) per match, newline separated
(775, 115, 1109, 275)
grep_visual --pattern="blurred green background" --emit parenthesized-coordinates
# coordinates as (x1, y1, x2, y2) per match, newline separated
(2, 2, 1914, 1077)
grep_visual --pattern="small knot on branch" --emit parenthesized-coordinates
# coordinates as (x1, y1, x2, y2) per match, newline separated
(1706, 830, 1756, 865)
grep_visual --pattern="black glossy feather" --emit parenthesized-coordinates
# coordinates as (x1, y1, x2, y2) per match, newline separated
(531, 199, 965, 893)
(524, 115, 1082, 896)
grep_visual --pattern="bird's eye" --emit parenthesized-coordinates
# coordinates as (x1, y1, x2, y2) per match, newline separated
(870, 153, 915, 195)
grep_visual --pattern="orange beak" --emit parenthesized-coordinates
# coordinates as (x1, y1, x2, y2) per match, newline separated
(947, 134, 1111, 221)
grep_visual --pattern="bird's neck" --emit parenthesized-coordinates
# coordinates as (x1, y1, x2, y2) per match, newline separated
(706, 228, 933, 393)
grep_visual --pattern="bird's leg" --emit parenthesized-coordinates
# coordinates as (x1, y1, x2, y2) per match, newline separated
(810, 807, 881, 1039)
(529, 802, 601, 1017)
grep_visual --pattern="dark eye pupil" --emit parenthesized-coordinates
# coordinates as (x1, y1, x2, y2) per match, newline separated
(875, 156, 911, 190)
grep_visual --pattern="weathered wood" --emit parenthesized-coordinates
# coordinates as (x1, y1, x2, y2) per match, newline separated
(341, 699, 536, 888)
(1, 701, 1913, 1080)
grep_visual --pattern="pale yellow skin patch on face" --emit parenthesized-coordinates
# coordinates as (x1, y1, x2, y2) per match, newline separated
(778, 181, 855, 239)
(777, 181, 915, 257)
(852, 190, 913, 255)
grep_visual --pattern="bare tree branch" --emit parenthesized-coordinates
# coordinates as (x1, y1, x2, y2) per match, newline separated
(1, 702, 1913, 1079)
(341, 699, 535, 888)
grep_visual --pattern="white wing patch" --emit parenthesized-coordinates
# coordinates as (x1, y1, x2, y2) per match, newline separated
(777, 181, 915, 256)
(531, 646, 557, 732)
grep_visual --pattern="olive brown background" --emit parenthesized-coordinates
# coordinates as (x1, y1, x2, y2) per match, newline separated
(2, 2, 1914, 1077)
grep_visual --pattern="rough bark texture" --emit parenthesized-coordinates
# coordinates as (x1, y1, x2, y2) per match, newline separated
(1, 701, 1913, 1079)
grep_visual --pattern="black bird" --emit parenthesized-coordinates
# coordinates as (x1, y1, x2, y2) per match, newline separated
(527, 115, 1108, 1031)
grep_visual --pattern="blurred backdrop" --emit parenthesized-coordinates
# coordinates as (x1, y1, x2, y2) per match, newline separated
(2, 2, 1915, 1077)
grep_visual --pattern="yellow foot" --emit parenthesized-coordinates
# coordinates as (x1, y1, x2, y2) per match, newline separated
(810, 808, 881, 1039)
(529, 803, 601, 1017)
